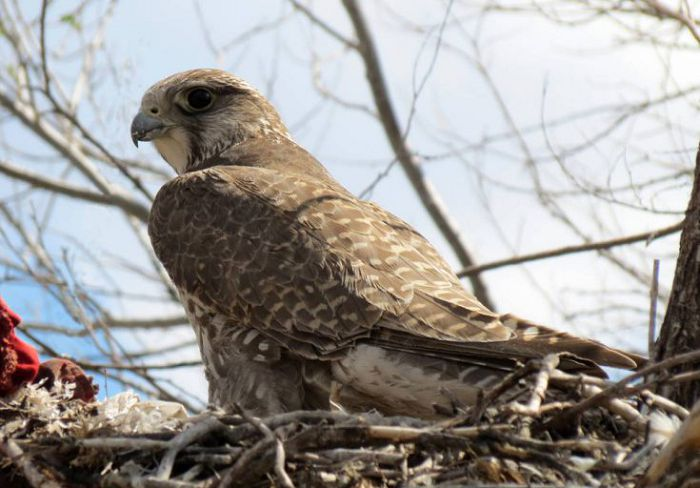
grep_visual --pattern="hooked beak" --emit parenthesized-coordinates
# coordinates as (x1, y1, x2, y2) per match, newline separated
(130, 112, 167, 147)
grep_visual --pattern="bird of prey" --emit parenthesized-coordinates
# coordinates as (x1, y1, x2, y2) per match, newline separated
(132, 69, 644, 418)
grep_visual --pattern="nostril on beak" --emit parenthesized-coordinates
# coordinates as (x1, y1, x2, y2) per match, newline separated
(149, 107, 159, 115)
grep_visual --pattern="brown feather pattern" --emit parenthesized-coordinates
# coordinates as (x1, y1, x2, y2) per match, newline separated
(137, 69, 645, 418)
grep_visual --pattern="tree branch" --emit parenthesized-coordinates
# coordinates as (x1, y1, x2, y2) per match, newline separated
(458, 221, 683, 277)
(641, 0, 700, 45)
(289, 0, 358, 49)
(78, 360, 201, 371)
(38, 0, 154, 203)
(0, 159, 150, 221)
(0, 92, 149, 217)
(341, 0, 494, 309)
(105, 314, 189, 329)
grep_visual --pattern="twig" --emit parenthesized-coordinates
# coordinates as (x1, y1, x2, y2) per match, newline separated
(76, 438, 172, 450)
(462, 360, 538, 424)
(295, 448, 405, 465)
(0, 92, 150, 222)
(218, 410, 361, 446)
(106, 315, 189, 329)
(39, 0, 154, 203)
(458, 222, 682, 277)
(219, 433, 273, 485)
(78, 360, 202, 372)
(551, 349, 700, 426)
(648, 258, 660, 358)
(288, 0, 358, 49)
(0, 159, 150, 221)
(220, 404, 295, 488)
(156, 416, 222, 480)
(666, 370, 700, 384)
(507, 354, 560, 416)
(493, 442, 598, 486)
(0, 436, 62, 488)
(581, 384, 647, 431)
(274, 438, 294, 488)
(641, 390, 689, 419)
(141, 479, 201, 488)
(341, 0, 494, 309)
(642, 0, 700, 45)
(366, 424, 510, 442)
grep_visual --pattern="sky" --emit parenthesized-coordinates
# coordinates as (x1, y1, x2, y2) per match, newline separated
(1, 0, 697, 404)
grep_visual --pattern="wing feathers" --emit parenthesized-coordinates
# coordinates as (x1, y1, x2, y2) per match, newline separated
(150, 161, 644, 371)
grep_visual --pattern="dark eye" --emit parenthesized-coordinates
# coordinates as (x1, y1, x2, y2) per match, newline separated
(186, 88, 213, 111)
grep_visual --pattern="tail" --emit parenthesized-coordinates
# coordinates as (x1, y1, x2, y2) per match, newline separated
(499, 313, 647, 370)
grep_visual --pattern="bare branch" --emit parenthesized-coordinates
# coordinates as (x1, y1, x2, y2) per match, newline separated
(648, 259, 660, 358)
(641, 0, 700, 45)
(0, 92, 149, 215)
(459, 221, 683, 276)
(38, 0, 154, 202)
(0, 159, 150, 221)
(289, 0, 358, 50)
(341, 0, 494, 308)
(0, 437, 61, 488)
(79, 360, 202, 371)
(105, 315, 189, 329)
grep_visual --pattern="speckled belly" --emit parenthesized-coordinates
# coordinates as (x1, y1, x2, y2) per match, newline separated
(331, 344, 503, 418)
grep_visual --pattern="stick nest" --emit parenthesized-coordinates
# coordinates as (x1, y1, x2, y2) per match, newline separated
(0, 354, 693, 487)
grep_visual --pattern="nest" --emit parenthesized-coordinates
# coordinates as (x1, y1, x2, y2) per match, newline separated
(0, 354, 695, 487)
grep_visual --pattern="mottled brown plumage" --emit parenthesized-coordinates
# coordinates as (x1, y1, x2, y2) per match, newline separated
(133, 69, 645, 418)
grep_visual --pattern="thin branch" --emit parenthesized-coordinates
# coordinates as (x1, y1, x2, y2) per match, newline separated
(38, 0, 154, 202)
(20, 313, 187, 338)
(123, 340, 198, 360)
(552, 348, 700, 425)
(288, 0, 358, 49)
(0, 92, 149, 217)
(642, 0, 700, 45)
(79, 360, 202, 371)
(0, 159, 150, 221)
(155, 416, 223, 480)
(21, 321, 91, 337)
(458, 221, 683, 277)
(105, 314, 189, 329)
(341, 0, 494, 308)
(0, 436, 61, 488)
(648, 258, 660, 358)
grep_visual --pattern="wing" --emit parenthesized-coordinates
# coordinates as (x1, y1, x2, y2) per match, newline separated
(362, 202, 643, 369)
(149, 165, 513, 349)
(149, 165, 641, 370)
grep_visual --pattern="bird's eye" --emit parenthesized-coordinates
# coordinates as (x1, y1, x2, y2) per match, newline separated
(186, 88, 213, 111)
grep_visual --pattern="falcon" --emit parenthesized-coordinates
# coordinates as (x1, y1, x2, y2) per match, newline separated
(132, 69, 644, 418)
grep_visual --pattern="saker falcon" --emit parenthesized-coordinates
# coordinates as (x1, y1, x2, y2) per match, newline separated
(132, 69, 644, 418)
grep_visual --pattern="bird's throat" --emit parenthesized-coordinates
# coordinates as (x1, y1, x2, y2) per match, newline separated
(153, 128, 191, 175)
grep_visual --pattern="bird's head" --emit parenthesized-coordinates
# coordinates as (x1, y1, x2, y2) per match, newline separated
(131, 69, 290, 174)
